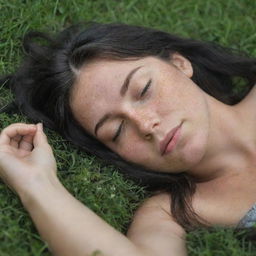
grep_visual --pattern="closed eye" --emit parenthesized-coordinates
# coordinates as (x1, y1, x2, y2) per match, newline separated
(140, 79, 152, 97)
(112, 79, 151, 142)
(112, 120, 124, 142)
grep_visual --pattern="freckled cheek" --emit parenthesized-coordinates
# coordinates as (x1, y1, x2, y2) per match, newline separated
(158, 81, 202, 117)
(155, 78, 181, 110)
(118, 139, 150, 163)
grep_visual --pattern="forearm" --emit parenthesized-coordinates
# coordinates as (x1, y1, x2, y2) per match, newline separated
(20, 177, 146, 256)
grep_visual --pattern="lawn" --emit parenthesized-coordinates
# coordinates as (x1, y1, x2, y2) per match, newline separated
(0, 0, 256, 255)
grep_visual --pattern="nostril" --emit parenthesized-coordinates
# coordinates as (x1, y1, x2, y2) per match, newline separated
(153, 122, 159, 129)
(145, 134, 152, 140)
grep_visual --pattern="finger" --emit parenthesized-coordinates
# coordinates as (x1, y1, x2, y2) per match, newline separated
(10, 135, 22, 148)
(19, 134, 34, 151)
(0, 124, 37, 145)
(33, 123, 49, 148)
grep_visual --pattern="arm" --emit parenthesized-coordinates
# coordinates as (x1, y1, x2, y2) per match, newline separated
(0, 123, 145, 256)
(0, 123, 187, 256)
(127, 193, 187, 256)
(23, 184, 187, 256)
(21, 175, 147, 256)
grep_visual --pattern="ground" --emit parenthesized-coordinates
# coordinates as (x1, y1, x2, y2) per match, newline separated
(0, 0, 256, 255)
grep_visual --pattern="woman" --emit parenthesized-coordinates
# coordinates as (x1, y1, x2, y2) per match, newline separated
(0, 23, 256, 256)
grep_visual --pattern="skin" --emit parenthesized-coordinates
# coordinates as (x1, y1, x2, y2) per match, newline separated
(70, 54, 210, 173)
(0, 125, 187, 256)
(70, 53, 256, 182)
(1, 53, 256, 255)
(70, 53, 256, 227)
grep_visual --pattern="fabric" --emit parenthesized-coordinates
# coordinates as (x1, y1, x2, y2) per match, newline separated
(236, 204, 256, 228)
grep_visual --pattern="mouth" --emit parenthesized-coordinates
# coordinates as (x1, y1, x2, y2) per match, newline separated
(160, 123, 183, 156)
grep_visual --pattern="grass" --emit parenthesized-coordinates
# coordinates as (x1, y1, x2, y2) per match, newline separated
(0, 0, 256, 255)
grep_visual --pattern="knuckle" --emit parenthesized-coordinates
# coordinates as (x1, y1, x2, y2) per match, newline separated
(2, 123, 34, 132)
(1, 126, 9, 134)
(1, 123, 20, 131)
(7, 123, 24, 128)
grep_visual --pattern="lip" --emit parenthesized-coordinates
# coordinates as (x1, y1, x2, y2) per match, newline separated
(160, 123, 182, 156)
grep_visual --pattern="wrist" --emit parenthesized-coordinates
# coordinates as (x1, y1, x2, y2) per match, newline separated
(18, 173, 64, 208)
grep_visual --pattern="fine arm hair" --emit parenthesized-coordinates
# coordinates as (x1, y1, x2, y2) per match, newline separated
(1, 22, 256, 231)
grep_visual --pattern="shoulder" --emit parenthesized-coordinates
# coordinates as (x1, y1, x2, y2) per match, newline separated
(138, 192, 171, 213)
(128, 192, 186, 237)
(126, 192, 187, 256)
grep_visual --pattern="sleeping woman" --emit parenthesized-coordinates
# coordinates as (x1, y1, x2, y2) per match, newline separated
(0, 23, 256, 256)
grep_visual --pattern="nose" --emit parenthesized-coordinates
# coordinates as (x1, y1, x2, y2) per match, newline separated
(124, 107, 159, 140)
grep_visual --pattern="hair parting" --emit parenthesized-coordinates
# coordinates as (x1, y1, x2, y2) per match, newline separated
(1, 22, 256, 231)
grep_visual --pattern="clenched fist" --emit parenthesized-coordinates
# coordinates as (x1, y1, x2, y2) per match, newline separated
(0, 123, 57, 197)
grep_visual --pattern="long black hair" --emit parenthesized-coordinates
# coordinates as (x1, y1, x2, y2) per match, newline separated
(1, 23, 256, 231)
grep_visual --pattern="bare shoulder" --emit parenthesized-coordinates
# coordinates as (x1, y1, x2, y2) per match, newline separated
(127, 191, 185, 237)
(137, 192, 172, 214)
(126, 192, 187, 256)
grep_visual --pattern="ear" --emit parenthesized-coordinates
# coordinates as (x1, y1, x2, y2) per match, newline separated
(170, 53, 193, 78)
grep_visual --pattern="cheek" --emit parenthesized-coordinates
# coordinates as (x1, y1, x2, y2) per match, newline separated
(157, 70, 196, 105)
(116, 136, 150, 164)
(181, 123, 209, 169)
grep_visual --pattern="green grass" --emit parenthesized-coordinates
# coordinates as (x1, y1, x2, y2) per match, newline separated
(0, 0, 256, 255)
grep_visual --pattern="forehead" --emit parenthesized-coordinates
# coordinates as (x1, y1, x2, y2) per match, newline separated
(69, 57, 165, 134)
(70, 59, 138, 133)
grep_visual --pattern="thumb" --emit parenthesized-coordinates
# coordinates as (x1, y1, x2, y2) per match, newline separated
(33, 123, 49, 148)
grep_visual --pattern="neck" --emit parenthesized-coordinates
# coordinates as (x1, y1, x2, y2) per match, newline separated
(189, 86, 256, 182)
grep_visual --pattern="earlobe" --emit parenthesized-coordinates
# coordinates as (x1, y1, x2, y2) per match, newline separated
(170, 53, 193, 78)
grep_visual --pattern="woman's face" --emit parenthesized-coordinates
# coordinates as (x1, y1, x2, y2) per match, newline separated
(70, 54, 211, 173)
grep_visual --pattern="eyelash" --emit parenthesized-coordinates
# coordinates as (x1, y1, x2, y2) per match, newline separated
(112, 79, 152, 142)
(140, 79, 152, 98)
(112, 120, 124, 142)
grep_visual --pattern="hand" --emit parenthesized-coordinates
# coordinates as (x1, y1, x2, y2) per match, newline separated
(0, 123, 57, 196)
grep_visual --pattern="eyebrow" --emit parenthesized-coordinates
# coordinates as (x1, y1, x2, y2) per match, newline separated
(94, 65, 142, 136)
(120, 66, 143, 96)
